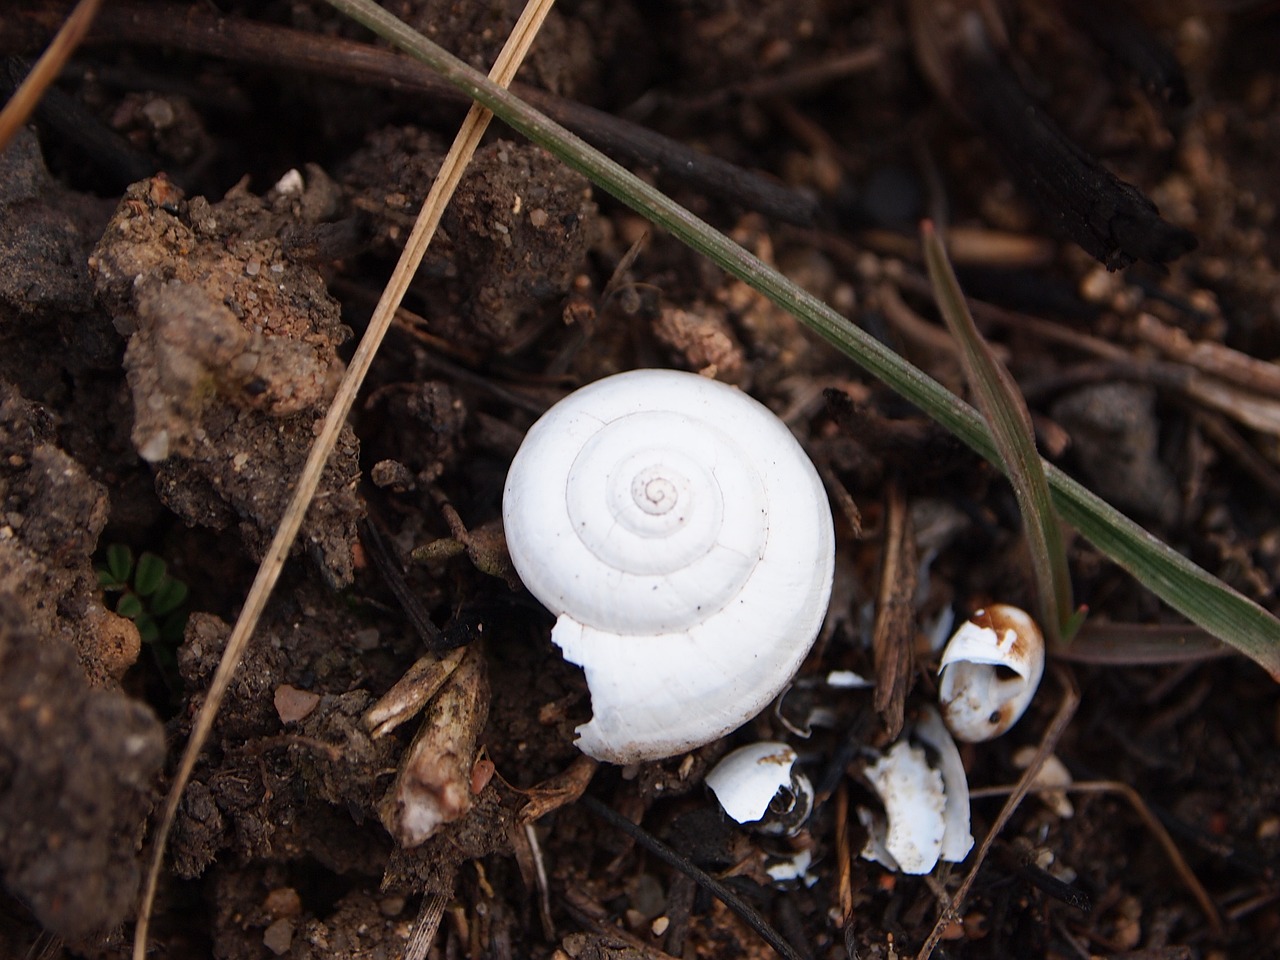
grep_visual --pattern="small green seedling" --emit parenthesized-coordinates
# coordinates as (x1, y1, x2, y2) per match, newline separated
(98, 544, 189, 646)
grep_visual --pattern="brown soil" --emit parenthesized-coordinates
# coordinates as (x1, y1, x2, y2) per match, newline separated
(1, 2, 1278, 959)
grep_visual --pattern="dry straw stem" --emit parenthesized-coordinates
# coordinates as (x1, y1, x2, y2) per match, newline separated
(834, 783, 854, 931)
(0, 0, 104, 150)
(404, 892, 449, 960)
(871, 482, 914, 738)
(915, 663, 1080, 960)
(129, 2, 560, 956)
(968, 780, 1222, 936)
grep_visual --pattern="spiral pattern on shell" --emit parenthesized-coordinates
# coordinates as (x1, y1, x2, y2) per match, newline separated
(503, 369, 836, 763)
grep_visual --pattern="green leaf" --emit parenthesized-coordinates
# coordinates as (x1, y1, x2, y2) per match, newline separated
(318, 0, 1280, 680)
(137, 613, 159, 645)
(105, 543, 133, 585)
(921, 223, 1074, 645)
(151, 578, 189, 617)
(116, 592, 144, 621)
(134, 552, 167, 597)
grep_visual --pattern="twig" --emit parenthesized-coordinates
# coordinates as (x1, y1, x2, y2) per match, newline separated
(870, 482, 914, 738)
(359, 519, 449, 651)
(0, 0, 103, 150)
(578, 795, 808, 960)
(523, 822, 555, 940)
(833, 783, 854, 947)
(48, 2, 820, 226)
(676, 43, 890, 114)
(3, 56, 158, 188)
(129, 3, 558, 956)
(1052, 622, 1228, 666)
(915, 663, 1080, 960)
(1224, 887, 1280, 923)
(968, 780, 1222, 932)
(1192, 409, 1280, 502)
(403, 892, 448, 960)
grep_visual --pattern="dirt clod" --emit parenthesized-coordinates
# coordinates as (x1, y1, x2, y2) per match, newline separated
(91, 177, 363, 587)
(0, 594, 163, 941)
(344, 133, 599, 351)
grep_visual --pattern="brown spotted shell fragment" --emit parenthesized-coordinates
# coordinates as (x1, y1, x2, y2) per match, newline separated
(938, 604, 1045, 742)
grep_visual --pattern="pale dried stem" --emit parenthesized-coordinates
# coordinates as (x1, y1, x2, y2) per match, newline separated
(130, 2, 559, 956)
(522, 822, 555, 939)
(404, 892, 449, 960)
(834, 782, 854, 928)
(915, 664, 1080, 960)
(967, 779, 1222, 933)
(0, 0, 104, 149)
(871, 482, 915, 738)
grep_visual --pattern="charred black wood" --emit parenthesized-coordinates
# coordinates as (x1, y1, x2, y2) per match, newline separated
(359, 518, 452, 653)
(4, 56, 159, 192)
(1062, 0, 1189, 108)
(954, 28, 1196, 270)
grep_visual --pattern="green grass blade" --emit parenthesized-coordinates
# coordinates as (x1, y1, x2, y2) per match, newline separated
(320, 0, 1280, 679)
(921, 223, 1074, 644)
(1047, 467, 1277, 676)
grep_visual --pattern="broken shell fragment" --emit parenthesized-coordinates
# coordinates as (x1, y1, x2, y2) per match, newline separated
(705, 741, 814, 836)
(858, 710, 973, 875)
(766, 848, 817, 886)
(861, 741, 946, 874)
(1013, 746, 1075, 818)
(913, 706, 975, 864)
(938, 604, 1045, 742)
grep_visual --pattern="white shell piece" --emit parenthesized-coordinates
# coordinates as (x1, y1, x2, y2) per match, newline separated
(825, 670, 873, 689)
(272, 167, 305, 195)
(863, 741, 947, 874)
(913, 706, 974, 863)
(765, 848, 817, 886)
(856, 805, 900, 872)
(705, 741, 814, 835)
(938, 604, 1045, 742)
(503, 369, 836, 763)
(1013, 746, 1075, 818)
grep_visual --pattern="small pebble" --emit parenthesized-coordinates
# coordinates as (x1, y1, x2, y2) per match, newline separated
(264, 887, 301, 919)
(262, 919, 294, 956)
(274, 684, 320, 723)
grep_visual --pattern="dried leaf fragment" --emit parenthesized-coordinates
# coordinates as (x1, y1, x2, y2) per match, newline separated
(377, 645, 489, 847)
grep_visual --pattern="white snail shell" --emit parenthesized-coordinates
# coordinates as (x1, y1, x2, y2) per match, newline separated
(502, 369, 836, 764)
(938, 604, 1045, 742)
